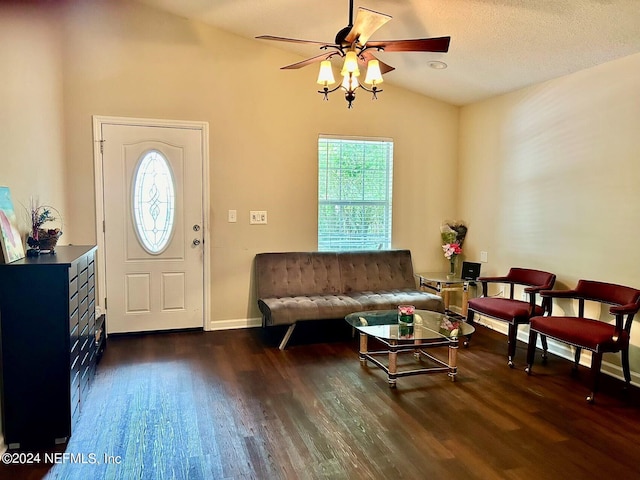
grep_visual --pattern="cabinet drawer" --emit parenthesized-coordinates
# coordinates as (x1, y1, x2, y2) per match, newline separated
(68, 261, 78, 283)
(79, 310, 89, 337)
(89, 300, 95, 324)
(69, 277, 78, 297)
(71, 370, 80, 399)
(78, 269, 88, 289)
(79, 283, 88, 305)
(70, 323, 80, 354)
(77, 254, 88, 276)
(69, 307, 79, 331)
(70, 345, 80, 374)
(79, 297, 88, 320)
(69, 293, 79, 323)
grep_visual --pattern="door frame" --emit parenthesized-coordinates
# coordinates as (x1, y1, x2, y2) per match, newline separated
(92, 115, 212, 331)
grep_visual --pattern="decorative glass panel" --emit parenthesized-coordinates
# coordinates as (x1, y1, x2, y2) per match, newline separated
(132, 150, 176, 254)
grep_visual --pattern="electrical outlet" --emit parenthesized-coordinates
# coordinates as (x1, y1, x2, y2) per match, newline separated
(480, 251, 488, 263)
(250, 211, 267, 224)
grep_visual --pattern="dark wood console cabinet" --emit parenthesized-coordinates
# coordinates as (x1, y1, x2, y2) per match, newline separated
(0, 245, 100, 449)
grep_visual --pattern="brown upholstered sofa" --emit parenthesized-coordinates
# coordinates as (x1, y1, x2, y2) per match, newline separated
(255, 250, 445, 349)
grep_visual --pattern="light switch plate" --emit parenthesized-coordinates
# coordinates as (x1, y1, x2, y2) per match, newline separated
(250, 211, 267, 224)
(480, 251, 488, 263)
(228, 210, 237, 223)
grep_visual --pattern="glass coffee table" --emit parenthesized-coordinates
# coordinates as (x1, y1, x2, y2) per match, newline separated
(345, 309, 475, 387)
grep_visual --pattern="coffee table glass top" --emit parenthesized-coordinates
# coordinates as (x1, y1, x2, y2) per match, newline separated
(344, 309, 475, 342)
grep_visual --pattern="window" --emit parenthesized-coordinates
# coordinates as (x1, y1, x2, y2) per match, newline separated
(318, 135, 393, 251)
(132, 150, 176, 254)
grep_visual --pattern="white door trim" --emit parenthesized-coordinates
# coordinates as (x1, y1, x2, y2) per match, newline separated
(92, 115, 212, 331)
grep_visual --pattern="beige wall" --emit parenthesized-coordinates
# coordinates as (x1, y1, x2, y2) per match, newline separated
(58, 0, 459, 325)
(458, 52, 640, 378)
(0, 4, 67, 234)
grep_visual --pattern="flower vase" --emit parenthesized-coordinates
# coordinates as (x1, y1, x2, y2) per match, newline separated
(449, 257, 457, 277)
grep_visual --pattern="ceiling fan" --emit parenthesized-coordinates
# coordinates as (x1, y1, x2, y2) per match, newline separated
(256, 0, 451, 108)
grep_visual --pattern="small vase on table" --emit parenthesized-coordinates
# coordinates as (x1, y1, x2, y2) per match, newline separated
(448, 256, 457, 277)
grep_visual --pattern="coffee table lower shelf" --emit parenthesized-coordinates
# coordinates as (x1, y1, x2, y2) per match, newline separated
(358, 335, 458, 387)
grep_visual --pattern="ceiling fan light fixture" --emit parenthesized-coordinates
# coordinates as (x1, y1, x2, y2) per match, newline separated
(364, 59, 383, 85)
(259, 1, 450, 108)
(340, 50, 360, 77)
(317, 60, 336, 86)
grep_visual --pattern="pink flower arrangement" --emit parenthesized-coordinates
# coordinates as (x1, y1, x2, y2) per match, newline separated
(442, 242, 462, 260)
(398, 305, 415, 316)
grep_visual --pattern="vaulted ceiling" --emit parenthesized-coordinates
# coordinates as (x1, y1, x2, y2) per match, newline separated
(139, 0, 640, 106)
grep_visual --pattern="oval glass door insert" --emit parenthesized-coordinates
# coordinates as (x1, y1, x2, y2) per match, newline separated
(132, 150, 176, 254)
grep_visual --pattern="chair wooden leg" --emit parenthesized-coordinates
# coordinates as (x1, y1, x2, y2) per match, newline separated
(525, 330, 538, 375)
(622, 348, 631, 391)
(572, 347, 582, 374)
(466, 309, 475, 325)
(507, 323, 517, 368)
(540, 335, 548, 363)
(587, 351, 603, 403)
(464, 310, 475, 348)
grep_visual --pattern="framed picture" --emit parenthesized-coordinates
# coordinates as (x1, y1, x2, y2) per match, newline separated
(0, 187, 25, 263)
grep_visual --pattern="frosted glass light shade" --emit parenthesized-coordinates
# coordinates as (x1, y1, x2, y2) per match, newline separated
(316, 60, 335, 85)
(341, 73, 359, 91)
(364, 60, 383, 85)
(340, 51, 360, 77)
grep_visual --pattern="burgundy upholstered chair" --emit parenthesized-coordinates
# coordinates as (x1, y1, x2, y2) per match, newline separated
(467, 268, 556, 367)
(525, 280, 640, 403)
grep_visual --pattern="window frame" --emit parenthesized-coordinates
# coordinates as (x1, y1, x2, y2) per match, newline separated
(317, 134, 394, 252)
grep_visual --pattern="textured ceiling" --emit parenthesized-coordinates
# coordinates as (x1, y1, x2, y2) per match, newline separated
(139, 0, 640, 106)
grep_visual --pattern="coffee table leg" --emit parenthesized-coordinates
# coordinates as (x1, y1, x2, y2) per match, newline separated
(448, 340, 458, 382)
(359, 332, 368, 365)
(388, 341, 397, 387)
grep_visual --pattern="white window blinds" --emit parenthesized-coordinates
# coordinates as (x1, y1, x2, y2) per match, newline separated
(318, 135, 393, 252)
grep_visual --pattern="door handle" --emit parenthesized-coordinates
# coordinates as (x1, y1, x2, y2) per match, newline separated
(192, 239, 201, 246)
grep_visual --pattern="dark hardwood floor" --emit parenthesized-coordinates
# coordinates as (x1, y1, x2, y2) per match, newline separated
(2, 321, 640, 479)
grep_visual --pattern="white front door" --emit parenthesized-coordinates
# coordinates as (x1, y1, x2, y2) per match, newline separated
(101, 123, 205, 333)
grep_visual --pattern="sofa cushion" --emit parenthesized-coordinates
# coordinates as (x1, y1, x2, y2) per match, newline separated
(468, 297, 544, 323)
(338, 250, 417, 293)
(259, 294, 362, 326)
(347, 289, 445, 313)
(255, 252, 342, 298)
(530, 315, 628, 352)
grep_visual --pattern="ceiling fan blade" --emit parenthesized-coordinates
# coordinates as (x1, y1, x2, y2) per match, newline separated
(256, 35, 332, 48)
(281, 52, 337, 70)
(367, 37, 451, 53)
(345, 7, 392, 46)
(359, 51, 395, 74)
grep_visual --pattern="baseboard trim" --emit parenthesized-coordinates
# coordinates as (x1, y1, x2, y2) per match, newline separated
(208, 317, 262, 331)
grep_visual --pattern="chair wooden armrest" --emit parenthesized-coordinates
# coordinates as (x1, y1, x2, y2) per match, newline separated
(610, 302, 640, 315)
(477, 275, 510, 283)
(538, 288, 578, 298)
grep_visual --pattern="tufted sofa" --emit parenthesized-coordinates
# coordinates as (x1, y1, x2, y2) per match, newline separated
(255, 250, 445, 349)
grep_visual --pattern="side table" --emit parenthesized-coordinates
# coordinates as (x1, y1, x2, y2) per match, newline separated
(415, 272, 474, 317)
